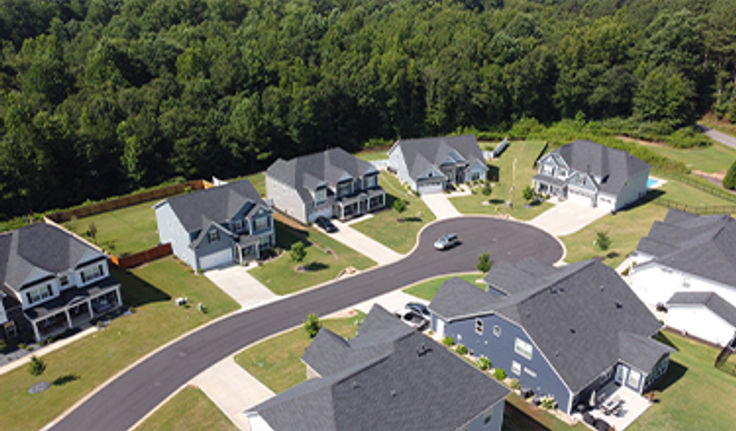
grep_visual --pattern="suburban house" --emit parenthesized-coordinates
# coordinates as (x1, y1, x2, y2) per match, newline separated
(429, 258, 673, 415)
(0, 223, 122, 342)
(266, 148, 386, 224)
(665, 292, 736, 347)
(532, 140, 650, 211)
(154, 179, 275, 271)
(245, 305, 509, 431)
(630, 209, 736, 308)
(387, 134, 488, 194)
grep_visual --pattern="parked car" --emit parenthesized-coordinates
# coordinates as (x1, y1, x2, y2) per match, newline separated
(405, 302, 430, 318)
(433, 233, 459, 250)
(315, 216, 338, 233)
(393, 309, 429, 331)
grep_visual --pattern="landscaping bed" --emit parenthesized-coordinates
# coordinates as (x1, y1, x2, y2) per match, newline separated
(134, 386, 236, 431)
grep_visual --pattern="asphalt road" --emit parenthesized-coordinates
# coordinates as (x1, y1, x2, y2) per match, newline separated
(50, 216, 563, 431)
(699, 124, 736, 150)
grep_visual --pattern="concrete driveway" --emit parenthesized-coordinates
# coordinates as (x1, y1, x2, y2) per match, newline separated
(330, 220, 404, 265)
(205, 265, 278, 309)
(421, 193, 461, 219)
(528, 200, 609, 236)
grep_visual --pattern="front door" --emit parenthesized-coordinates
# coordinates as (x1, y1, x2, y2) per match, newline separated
(615, 364, 627, 385)
(435, 319, 445, 337)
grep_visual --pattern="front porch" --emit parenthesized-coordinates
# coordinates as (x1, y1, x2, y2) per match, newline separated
(335, 188, 386, 220)
(532, 174, 567, 198)
(25, 278, 122, 341)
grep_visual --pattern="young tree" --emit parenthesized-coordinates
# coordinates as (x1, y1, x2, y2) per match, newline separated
(482, 181, 492, 196)
(392, 198, 407, 214)
(477, 252, 493, 272)
(304, 312, 321, 338)
(28, 355, 45, 376)
(594, 231, 611, 251)
(522, 185, 535, 201)
(723, 160, 736, 190)
(88, 223, 97, 240)
(289, 240, 307, 263)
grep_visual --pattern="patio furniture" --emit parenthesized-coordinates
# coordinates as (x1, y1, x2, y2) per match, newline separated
(594, 418, 611, 431)
(601, 395, 623, 415)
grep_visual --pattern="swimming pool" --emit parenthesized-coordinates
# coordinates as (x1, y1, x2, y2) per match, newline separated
(647, 177, 666, 189)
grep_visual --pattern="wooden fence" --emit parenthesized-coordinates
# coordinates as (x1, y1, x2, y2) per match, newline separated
(46, 179, 213, 223)
(109, 243, 173, 269)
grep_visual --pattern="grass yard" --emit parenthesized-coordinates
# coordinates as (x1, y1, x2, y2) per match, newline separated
(655, 176, 736, 207)
(134, 386, 236, 431)
(249, 221, 376, 295)
(354, 147, 389, 161)
(629, 330, 736, 431)
(560, 197, 668, 268)
(351, 172, 436, 253)
(403, 273, 485, 301)
(648, 143, 736, 173)
(63, 199, 159, 256)
(0, 257, 238, 431)
(450, 140, 552, 221)
(226, 172, 266, 196)
(234, 312, 365, 393)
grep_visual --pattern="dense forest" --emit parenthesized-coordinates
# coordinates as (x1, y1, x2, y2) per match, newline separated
(0, 0, 735, 218)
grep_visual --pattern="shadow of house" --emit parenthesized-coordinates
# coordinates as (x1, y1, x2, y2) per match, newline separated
(503, 400, 552, 431)
(617, 189, 665, 213)
(647, 360, 687, 393)
(487, 164, 500, 183)
(110, 267, 170, 308)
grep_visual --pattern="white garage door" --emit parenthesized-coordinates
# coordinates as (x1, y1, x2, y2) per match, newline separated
(418, 181, 443, 194)
(199, 248, 233, 270)
(567, 189, 594, 207)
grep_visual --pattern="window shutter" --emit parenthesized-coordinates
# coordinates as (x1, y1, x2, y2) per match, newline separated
(26, 293, 32, 303)
(47, 285, 53, 296)
(81, 272, 86, 283)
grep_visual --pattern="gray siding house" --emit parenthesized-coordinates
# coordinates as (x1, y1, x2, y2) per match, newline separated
(266, 148, 385, 224)
(245, 305, 509, 431)
(154, 179, 274, 271)
(429, 258, 673, 415)
(388, 134, 488, 194)
(533, 140, 650, 211)
(0, 223, 122, 342)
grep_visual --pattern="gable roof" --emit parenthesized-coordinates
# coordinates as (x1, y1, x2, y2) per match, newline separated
(484, 257, 557, 295)
(430, 259, 669, 393)
(250, 305, 509, 431)
(550, 140, 650, 196)
(667, 291, 736, 327)
(159, 179, 266, 233)
(0, 223, 105, 292)
(636, 209, 736, 287)
(391, 135, 485, 182)
(266, 148, 378, 205)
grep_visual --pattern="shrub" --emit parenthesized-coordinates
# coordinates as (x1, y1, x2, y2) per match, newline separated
(304, 312, 322, 338)
(477, 356, 491, 370)
(289, 241, 307, 263)
(0, 339, 6, 352)
(482, 182, 492, 196)
(666, 126, 711, 148)
(18, 342, 27, 350)
(724, 160, 736, 190)
(28, 356, 46, 376)
(541, 396, 557, 410)
(393, 198, 407, 214)
(477, 252, 493, 272)
(442, 336, 455, 347)
(493, 368, 507, 380)
(594, 231, 611, 251)
(510, 379, 521, 390)
(621, 266, 631, 276)
(455, 344, 468, 355)
(522, 185, 534, 201)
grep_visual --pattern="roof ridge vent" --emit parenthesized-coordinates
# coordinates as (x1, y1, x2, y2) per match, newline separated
(352, 381, 360, 389)
(390, 389, 398, 398)
(416, 343, 430, 357)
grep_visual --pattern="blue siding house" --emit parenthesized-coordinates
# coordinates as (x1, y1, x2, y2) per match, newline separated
(154, 179, 274, 271)
(429, 259, 673, 414)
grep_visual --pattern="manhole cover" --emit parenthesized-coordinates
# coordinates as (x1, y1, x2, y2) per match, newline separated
(28, 381, 50, 394)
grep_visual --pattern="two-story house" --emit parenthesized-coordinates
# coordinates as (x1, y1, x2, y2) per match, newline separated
(428, 258, 673, 415)
(154, 179, 275, 271)
(265, 148, 385, 224)
(532, 140, 650, 211)
(0, 223, 122, 342)
(388, 134, 488, 194)
(245, 305, 509, 431)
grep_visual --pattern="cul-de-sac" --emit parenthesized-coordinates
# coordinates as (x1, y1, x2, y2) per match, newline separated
(1, 1, 736, 431)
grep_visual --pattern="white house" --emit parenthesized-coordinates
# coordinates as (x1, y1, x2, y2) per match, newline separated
(630, 210, 736, 308)
(665, 292, 736, 347)
(532, 140, 650, 211)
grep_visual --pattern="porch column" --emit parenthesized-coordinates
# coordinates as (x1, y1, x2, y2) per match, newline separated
(64, 308, 73, 329)
(115, 285, 122, 306)
(367, 198, 370, 212)
(382, 192, 386, 207)
(87, 298, 94, 318)
(32, 320, 41, 342)
(256, 242, 260, 259)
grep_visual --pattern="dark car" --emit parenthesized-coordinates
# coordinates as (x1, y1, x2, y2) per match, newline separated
(405, 302, 430, 318)
(315, 216, 338, 233)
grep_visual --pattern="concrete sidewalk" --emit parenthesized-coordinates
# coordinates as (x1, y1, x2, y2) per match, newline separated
(330, 220, 404, 265)
(528, 200, 609, 237)
(191, 356, 274, 431)
(421, 193, 461, 219)
(205, 265, 279, 309)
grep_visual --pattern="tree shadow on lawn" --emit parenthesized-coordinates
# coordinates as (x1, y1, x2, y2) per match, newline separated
(305, 262, 328, 271)
(111, 267, 170, 308)
(53, 374, 80, 386)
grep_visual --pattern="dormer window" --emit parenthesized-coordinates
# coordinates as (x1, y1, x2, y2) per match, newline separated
(81, 264, 104, 283)
(234, 220, 243, 231)
(208, 230, 219, 242)
(337, 181, 352, 198)
(315, 188, 327, 203)
(26, 284, 53, 304)
(364, 175, 377, 189)
(60, 275, 69, 286)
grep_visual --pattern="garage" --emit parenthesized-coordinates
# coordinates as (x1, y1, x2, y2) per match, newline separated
(199, 248, 234, 270)
(567, 188, 595, 207)
(417, 180, 443, 194)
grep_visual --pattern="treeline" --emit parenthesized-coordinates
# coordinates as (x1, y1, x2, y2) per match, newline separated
(0, 0, 735, 218)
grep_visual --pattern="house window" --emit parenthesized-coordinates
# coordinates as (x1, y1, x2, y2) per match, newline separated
(471, 172, 481, 181)
(514, 338, 533, 360)
(81, 265, 104, 283)
(627, 369, 641, 388)
(493, 325, 501, 337)
(512, 361, 521, 376)
(234, 220, 243, 231)
(475, 318, 483, 335)
(364, 175, 377, 189)
(258, 235, 271, 248)
(254, 216, 269, 232)
(483, 410, 492, 426)
(524, 367, 537, 378)
(208, 230, 219, 242)
(337, 181, 352, 197)
(60, 275, 69, 286)
(315, 188, 327, 203)
(26, 284, 53, 304)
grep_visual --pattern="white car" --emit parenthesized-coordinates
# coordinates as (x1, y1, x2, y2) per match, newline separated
(434, 233, 459, 250)
(393, 308, 429, 331)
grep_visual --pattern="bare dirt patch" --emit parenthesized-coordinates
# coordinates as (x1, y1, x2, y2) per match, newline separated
(616, 135, 669, 148)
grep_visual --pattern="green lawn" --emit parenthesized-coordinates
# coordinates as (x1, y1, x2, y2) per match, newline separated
(629, 330, 736, 431)
(0, 257, 238, 431)
(134, 386, 237, 431)
(249, 221, 376, 295)
(354, 147, 389, 161)
(403, 273, 485, 301)
(647, 143, 736, 173)
(560, 197, 668, 268)
(655, 176, 736, 207)
(226, 172, 266, 196)
(450, 140, 552, 221)
(62, 199, 159, 256)
(351, 172, 436, 253)
(234, 312, 365, 393)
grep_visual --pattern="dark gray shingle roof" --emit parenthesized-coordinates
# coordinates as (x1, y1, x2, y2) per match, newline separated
(484, 257, 557, 295)
(161, 179, 265, 233)
(392, 135, 485, 182)
(618, 332, 674, 373)
(636, 210, 736, 287)
(431, 260, 667, 392)
(250, 305, 509, 431)
(667, 291, 736, 327)
(553, 140, 650, 195)
(0, 223, 104, 292)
